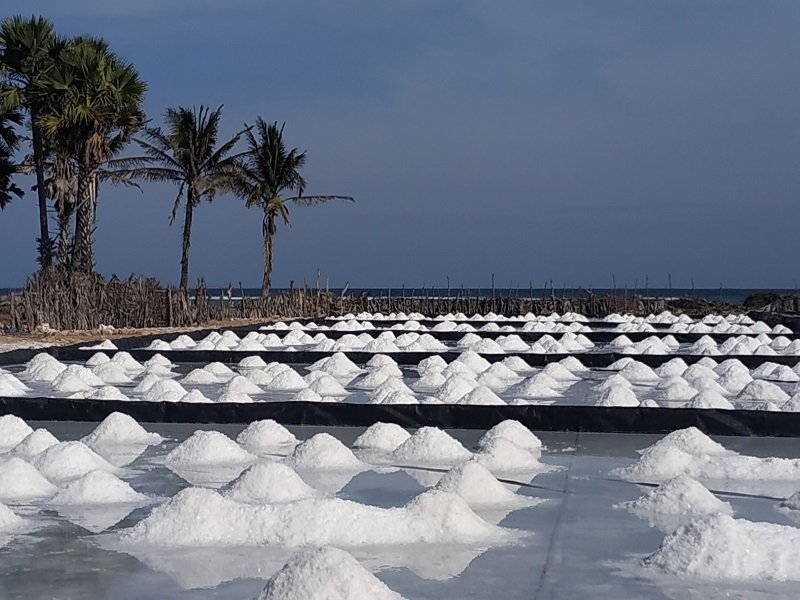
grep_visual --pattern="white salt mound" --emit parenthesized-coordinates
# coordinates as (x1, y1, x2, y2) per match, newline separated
(256, 546, 406, 600)
(391, 427, 472, 465)
(435, 461, 532, 506)
(236, 420, 298, 454)
(81, 412, 163, 447)
(619, 475, 732, 530)
(265, 369, 308, 391)
(289, 433, 364, 470)
(474, 436, 545, 472)
(0, 415, 34, 451)
(644, 513, 800, 581)
(478, 420, 542, 456)
(0, 457, 57, 502)
(33, 442, 117, 482)
(8, 428, 59, 461)
(0, 501, 24, 531)
(640, 427, 730, 457)
(221, 462, 317, 504)
(181, 369, 220, 385)
(222, 375, 263, 395)
(0, 374, 30, 396)
(51, 470, 149, 505)
(87, 386, 130, 401)
(352, 423, 410, 453)
(164, 430, 255, 467)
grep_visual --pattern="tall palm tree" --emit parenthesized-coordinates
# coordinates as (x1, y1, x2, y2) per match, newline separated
(229, 119, 353, 297)
(0, 15, 59, 266)
(37, 37, 146, 273)
(126, 105, 244, 291)
(0, 106, 23, 209)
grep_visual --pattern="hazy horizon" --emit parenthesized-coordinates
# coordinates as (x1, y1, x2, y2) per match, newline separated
(1, 1, 798, 289)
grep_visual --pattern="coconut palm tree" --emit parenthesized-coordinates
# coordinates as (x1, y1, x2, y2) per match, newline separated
(229, 119, 353, 296)
(37, 36, 146, 273)
(0, 15, 60, 265)
(0, 106, 23, 209)
(125, 105, 244, 291)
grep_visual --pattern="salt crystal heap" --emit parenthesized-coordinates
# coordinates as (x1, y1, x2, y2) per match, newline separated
(0, 415, 34, 452)
(434, 461, 537, 508)
(8, 428, 59, 461)
(477, 420, 542, 457)
(33, 441, 117, 483)
(236, 420, 298, 454)
(352, 423, 411, 453)
(618, 474, 732, 531)
(165, 430, 255, 468)
(257, 547, 406, 600)
(81, 412, 163, 447)
(51, 470, 149, 505)
(391, 427, 472, 466)
(221, 462, 318, 504)
(288, 434, 364, 470)
(0, 457, 57, 502)
(644, 513, 800, 581)
(0, 501, 25, 533)
(0, 373, 30, 397)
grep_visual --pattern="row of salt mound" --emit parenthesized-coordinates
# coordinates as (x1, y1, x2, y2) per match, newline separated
(116, 485, 511, 547)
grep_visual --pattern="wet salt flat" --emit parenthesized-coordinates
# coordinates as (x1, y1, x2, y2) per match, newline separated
(1, 417, 800, 599)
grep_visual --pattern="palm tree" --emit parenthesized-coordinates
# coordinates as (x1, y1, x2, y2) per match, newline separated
(0, 15, 60, 266)
(0, 106, 23, 209)
(125, 105, 244, 291)
(37, 37, 146, 273)
(229, 119, 353, 297)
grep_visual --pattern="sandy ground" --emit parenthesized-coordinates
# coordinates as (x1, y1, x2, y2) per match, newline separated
(0, 317, 272, 352)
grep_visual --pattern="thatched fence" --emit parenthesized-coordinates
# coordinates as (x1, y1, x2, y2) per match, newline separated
(5, 271, 747, 332)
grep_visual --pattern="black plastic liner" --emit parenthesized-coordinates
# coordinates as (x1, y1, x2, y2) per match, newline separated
(2, 397, 799, 436)
(2, 344, 799, 370)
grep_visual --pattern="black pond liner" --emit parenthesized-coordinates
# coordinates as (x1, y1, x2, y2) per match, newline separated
(1, 397, 799, 437)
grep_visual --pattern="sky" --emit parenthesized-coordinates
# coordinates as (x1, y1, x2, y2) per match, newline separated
(1, 1, 799, 290)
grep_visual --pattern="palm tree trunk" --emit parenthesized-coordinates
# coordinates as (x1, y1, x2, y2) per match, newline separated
(30, 112, 52, 268)
(179, 194, 194, 292)
(71, 168, 94, 274)
(56, 200, 72, 268)
(261, 209, 275, 297)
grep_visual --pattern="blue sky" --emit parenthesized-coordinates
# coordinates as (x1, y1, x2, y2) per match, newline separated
(1, 1, 799, 289)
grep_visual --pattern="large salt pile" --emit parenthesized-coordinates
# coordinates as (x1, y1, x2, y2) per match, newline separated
(288, 434, 364, 470)
(0, 373, 29, 397)
(221, 462, 318, 504)
(614, 427, 800, 482)
(264, 369, 307, 392)
(236, 420, 298, 454)
(0, 501, 25, 534)
(474, 437, 546, 472)
(0, 415, 34, 452)
(117, 486, 509, 547)
(477, 420, 542, 456)
(595, 385, 640, 407)
(684, 390, 735, 410)
(618, 475, 732, 531)
(256, 547, 406, 600)
(309, 353, 363, 378)
(50, 470, 149, 505)
(434, 461, 537, 508)
(165, 430, 255, 468)
(0, 457, 57, 502)
(33, 441, 117, 483)
(220, 375, 264, 395)
(457, 385, 505, 405)
(141, 378, 187, 402)
(91, 361, 133, 385)
(81, 412, 163, 447)
(180, 368, 220, 385)
(644, 513, 800, 581)
(22, 353, 66, 382)
(391, 427, 472, 465)
(352, 423, 410, 453)
(52, 364, 104, 392)
(8, 428, 59, 461)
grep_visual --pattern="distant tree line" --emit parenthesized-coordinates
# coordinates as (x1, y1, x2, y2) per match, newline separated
(0, 15, 352, 296)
